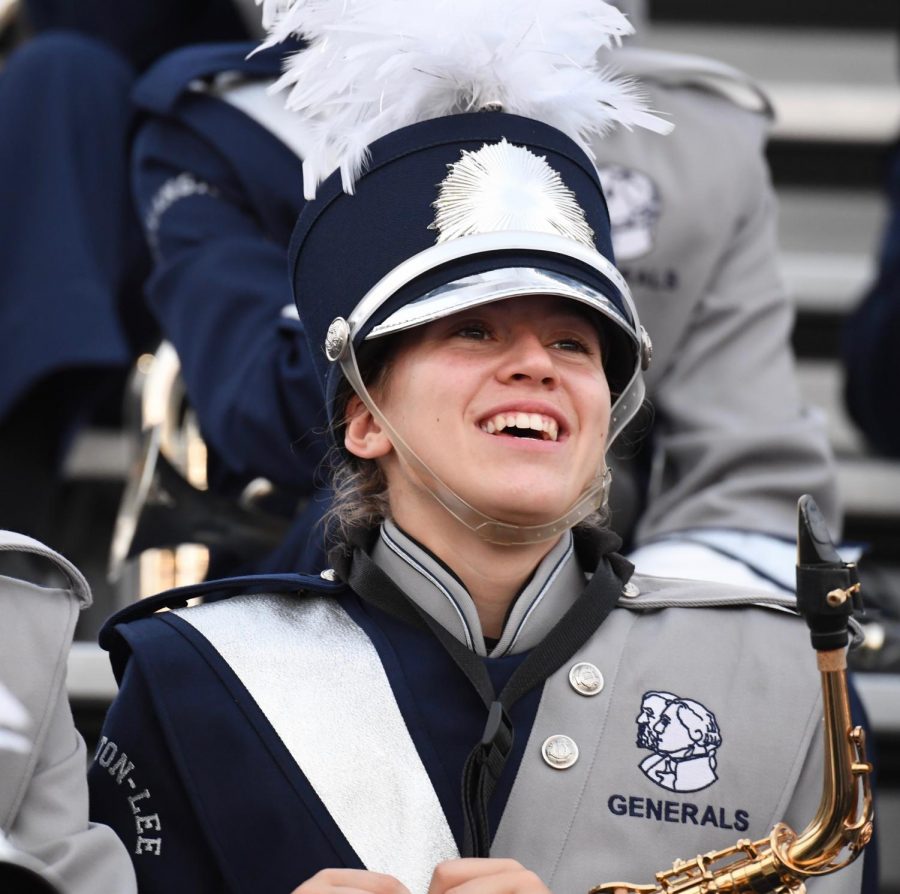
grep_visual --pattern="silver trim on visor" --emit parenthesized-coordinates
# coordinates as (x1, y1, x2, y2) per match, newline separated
(368, 268, 631, 340)
(345, 230, 634, 337)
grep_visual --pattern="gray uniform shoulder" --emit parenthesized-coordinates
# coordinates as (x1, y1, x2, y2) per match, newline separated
(0, 530, 92, 609)
(602, 46, 772, 119)
(621, 572, 797, 613)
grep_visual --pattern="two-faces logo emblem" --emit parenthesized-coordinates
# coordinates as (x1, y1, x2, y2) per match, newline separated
(635, 691, 722, 793)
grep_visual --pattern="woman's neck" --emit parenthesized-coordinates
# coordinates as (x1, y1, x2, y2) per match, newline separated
(391, 507, 560, 638)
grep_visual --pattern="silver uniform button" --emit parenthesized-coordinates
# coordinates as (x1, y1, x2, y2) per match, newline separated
(320, 568, 338, 582)
(623, 581, 640, 599)
(541, 735, 579, 770)
(569, 662, 604, 696)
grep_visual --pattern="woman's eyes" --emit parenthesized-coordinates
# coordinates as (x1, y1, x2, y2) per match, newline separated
(454, 322, 492, 340)
(451, 324, 595, 355)
(552, 337, 592, 354)
(452, 320, 596, 355)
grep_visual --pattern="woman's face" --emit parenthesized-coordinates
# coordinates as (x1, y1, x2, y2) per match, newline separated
(348, 294, 612, 530)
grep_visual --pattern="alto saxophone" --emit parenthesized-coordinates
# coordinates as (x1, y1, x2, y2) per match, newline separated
(592, 495, 874, 894)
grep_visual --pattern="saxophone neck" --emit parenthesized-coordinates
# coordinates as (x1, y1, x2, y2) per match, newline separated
(782, 496, 874, 874)
(784, 648, 874, 871)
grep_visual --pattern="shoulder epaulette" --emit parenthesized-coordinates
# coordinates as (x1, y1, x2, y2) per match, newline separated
(98, 571, 346, 649)
(620, 573, 797, 613)
(0, 529, 91, 608)
(602, 46, 773, 119)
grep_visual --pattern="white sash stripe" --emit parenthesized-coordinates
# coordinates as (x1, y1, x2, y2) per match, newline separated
(174, 594, 458, 893)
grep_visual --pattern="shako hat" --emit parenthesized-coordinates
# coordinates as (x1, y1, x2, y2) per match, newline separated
(259, 0, 671, 542)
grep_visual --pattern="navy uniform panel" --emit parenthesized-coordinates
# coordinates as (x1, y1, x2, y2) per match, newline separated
(131, 47, 329, 492)
(90, 608, 363, 893)
(88, 660, 225, 893)
(0, 32, 140, 422)
(23, 0, 251, 72)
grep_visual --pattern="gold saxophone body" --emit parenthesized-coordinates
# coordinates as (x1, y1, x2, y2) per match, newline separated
(592, 496, 874, 894)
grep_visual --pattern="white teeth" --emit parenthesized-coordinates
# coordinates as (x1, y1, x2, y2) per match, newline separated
(481, 412, 560, 441)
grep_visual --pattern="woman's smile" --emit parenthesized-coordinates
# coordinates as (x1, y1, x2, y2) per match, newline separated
(477, 402, 566, 443)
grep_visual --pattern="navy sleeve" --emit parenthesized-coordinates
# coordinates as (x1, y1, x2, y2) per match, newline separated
(88, 658, 226, 893)
(844, 146, 900, 457)
(131, 117, 329, 493)
(23, 0, 250, 71)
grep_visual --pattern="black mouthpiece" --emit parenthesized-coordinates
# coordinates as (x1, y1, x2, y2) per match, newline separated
(796, 495, 861, 651)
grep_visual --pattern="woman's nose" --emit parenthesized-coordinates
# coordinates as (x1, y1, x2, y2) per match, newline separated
(498, 331, 558, 385)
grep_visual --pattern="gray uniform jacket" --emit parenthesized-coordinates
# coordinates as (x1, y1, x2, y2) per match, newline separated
(588, 47, 839, 567)
(0, 531, 137, 893)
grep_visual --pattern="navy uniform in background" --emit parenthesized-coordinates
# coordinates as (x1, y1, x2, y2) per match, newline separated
(0, 0, 260, 543)
(844, 143, 900, 457)
(21, 0, 251, 72)
(0, 32, 144, 541)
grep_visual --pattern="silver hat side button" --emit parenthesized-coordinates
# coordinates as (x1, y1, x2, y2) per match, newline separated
(325, 317, 351, 362)
(569, 662, 604, 696)
(320, 568, 338, 581)
(541, 735, 579, 770)
(622, 581, 640, 599)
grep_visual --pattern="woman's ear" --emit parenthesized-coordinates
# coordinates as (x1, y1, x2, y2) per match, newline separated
(344, 395, 394, 459)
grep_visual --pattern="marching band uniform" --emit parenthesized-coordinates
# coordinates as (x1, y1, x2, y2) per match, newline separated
(0, 1, 263, 541)
(90, 9, 865, 887)
(0, 33, 143, 541)
(20, 0, 253, 72)
(87, 530, 860, 893)
(0, 0, 266, 437)
(0, 531, 136, 893)
(129, 39, 838, 586)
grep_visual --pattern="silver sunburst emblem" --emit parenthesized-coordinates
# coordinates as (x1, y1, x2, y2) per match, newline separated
(430, 139, 595, 248)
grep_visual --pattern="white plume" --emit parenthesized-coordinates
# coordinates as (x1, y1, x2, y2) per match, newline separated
(255, 0, 672, 199)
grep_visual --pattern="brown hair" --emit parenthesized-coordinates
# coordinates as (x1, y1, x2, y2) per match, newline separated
(320, 340, 396, 543)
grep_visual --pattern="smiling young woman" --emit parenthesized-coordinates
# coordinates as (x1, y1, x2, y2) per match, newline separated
(85, 2, 862, 893)
(340, 295, 613, 636)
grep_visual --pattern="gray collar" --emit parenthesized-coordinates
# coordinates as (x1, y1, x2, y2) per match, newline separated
(372, 521, 585, 657)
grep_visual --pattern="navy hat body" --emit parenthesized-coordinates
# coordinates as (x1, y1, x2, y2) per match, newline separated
(289, 112, 635, 425)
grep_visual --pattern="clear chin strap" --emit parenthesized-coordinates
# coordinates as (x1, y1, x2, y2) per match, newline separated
(329, 319, 611, 546)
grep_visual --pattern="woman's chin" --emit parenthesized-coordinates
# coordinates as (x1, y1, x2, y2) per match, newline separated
(472, 491, 578, 528)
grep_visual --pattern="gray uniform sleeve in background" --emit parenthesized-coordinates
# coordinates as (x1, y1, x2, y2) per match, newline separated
(592, 54, 840, 551)
(0, 532, 137, 894)
(638, 102, 838, 541)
